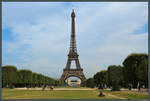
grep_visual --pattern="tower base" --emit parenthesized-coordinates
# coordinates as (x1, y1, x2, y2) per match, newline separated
(61, 69, 86, 82)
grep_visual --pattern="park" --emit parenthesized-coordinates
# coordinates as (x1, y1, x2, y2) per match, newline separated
(2, 6, 148, 100)
(2, 52, 148, 100)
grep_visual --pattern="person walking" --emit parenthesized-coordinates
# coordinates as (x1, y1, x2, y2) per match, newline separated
(137, 82, 141, 91)
(42, 85, 46, 91)
(50, 86, 54, 91)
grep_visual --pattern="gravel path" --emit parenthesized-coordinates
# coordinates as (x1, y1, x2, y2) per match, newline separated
(103, 93, 126, 99)
(15, 87, 97, 90)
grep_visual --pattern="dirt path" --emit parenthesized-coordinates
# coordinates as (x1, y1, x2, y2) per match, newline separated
(103, 93, 126, 99)
(15, 87, 97, 90)
(54, 88, 96, 90)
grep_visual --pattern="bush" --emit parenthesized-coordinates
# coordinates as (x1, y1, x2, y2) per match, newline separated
(9, 84, 15, 89)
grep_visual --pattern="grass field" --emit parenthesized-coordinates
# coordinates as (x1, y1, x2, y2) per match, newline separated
(2, 88, 148, 99)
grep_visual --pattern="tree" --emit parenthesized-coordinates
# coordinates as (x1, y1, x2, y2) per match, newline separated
(31, 72, 38, 87)
(2, 65, 57, 88)
(2, 65, 17, 87)
(107, 65, 123, 91)
(85, 78, 95, 88)
(37, 74, 43, 87)
(16, 70, 24, 87)
(123, 53, 148, 88)
(93, 70, 108, 89)
(135, 54, 148, 88)
(18, 69, 32, 87)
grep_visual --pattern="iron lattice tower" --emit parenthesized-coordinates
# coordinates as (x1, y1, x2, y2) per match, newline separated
(61, 10, 86, 82)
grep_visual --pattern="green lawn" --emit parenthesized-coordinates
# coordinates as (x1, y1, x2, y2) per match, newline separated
(2, 88, 148, 100)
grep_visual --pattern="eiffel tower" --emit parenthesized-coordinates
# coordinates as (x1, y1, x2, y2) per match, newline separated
(61, 10, 86, 82)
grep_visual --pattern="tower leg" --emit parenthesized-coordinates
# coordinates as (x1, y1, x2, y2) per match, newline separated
(75, 59, 81, 69)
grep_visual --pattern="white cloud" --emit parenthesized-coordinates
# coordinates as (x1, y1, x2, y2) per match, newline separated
(2, 2, 148, 78)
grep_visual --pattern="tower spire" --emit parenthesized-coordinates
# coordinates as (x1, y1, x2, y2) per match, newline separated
(70, 9, 77, 53)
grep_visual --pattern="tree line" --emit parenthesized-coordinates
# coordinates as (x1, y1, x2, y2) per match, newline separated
(2, 66, 65, 88)
(83, 53, 148, 91)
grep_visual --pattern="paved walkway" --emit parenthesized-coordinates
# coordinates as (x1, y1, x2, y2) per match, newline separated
(15, 87, 97, 90)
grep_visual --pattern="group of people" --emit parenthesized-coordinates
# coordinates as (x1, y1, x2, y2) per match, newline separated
(42, 85, 54, 91)
(129, 83, 146, 91)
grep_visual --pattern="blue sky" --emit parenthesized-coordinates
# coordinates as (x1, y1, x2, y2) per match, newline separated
(2, 2, 148, 79)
